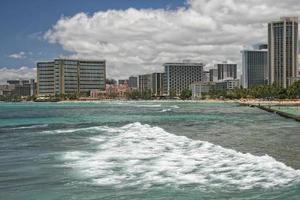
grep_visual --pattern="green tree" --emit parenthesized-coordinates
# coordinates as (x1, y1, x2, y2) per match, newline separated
(287, 81, 300, 99)
(169, 90, 177, 98)
(180, 89, 192, 100)
(126, 90, 141, 100)
(141, 89, 152, 100)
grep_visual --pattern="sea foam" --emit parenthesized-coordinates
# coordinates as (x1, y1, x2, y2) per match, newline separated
(62, 123, 300, 190)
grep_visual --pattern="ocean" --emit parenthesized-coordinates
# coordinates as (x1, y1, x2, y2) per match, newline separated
(0, 101, 299, 200)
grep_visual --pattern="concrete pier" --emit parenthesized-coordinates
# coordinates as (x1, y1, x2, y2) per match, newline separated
(240, 103, 300, 122)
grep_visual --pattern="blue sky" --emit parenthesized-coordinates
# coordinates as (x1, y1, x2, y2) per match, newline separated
(0, 0, 185, 69)
(0, 0, 299, 82)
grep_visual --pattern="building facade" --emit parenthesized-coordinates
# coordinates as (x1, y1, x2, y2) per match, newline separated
(190, 82, 216, 100)
(209, 69, 218, 82)
(37, 59, 106, 96)
(268, 17, 298, 88)
(151, 73, 165, 96)
(37, 61, 55, 96)
(6, 79, 36, 96)
(128, 76, 138, 89)
(0, 85, 15, 96)
(241, 49, 268, 88)
(164, 62, 203, 96)
(216, 79, 240, 91)
(138, 74, 152, 93)
(216, 63, 237, 80)
(202, 71, 210, 83)
(118, 79, 128, 85)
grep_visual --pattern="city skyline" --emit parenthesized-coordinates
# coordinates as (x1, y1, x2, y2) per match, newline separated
(1, 0, 300, 83)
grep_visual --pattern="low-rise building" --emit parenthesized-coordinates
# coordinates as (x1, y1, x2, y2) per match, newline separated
(216, 79, 240, 91)
(105, 83, 129, 99)
(190, 82, 216, 99)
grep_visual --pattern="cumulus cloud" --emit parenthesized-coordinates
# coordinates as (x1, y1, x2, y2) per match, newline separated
(0, 67, 36, 84)
(8, 51, 27, 59)
(45, 0, 300, 79)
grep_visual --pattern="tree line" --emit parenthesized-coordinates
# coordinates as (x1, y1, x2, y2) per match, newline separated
(207, 81, 300, 100)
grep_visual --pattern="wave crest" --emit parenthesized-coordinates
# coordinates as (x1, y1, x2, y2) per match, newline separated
(62, 122, 300, 189)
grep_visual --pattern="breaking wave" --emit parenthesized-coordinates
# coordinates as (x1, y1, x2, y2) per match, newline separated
(62, 123, 300, 190)
(11, 124, 49, 130)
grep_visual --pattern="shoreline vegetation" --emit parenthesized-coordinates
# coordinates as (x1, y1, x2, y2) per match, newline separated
(1, 81, 300, 106)
(2, 98, 300, 106)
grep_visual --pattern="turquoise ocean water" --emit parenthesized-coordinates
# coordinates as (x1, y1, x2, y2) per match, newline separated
(0, 101, 300, 200)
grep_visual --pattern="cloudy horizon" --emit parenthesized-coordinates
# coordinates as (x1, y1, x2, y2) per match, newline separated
(1, 0, 300, 83)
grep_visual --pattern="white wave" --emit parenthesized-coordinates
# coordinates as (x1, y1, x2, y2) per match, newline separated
(99, 101, 163, 108)
(160, 109, 172, 112)
(62, 123, 300, 190)
(134, 104, 162, 108)
(41, 126, 112, 134)
(12, 124, 48, 130)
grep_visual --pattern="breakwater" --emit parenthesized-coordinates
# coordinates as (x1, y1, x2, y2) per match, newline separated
(240, 103, 300, 122)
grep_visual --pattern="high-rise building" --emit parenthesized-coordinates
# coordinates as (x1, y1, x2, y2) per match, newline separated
(6, 79, 36, 96)
(37, 61, 55, 96)
(151, 73, 165, 96)
(202, 71, 210, 83)
(216, 62, 237, 81)
(128, 76, 138, 89)
(258, 44, 268, 50)
(268, 17, 298, 88)
(241, 49, 268, 88)
(164, 62, 203, 96)
(138, 74, 152, 93)
(118, 79, 128, 85)
(209, 69, 218, 82)
(37, 59, 106, 96)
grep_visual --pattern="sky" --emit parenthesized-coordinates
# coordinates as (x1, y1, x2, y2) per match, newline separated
(0, 0, 300, 83)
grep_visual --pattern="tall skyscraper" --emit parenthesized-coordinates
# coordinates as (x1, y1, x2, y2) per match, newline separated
(128, 76, 138, 89)
(202, 71, 210, 83)
(216, 63, 237, 80)
(209, 69, 218, 82)
(241, 49, 268, 88)
(37, 59, 106, 96)
(164, 62, 203, 96)
(151, 73, 165, 96)
(138, 74, 152, 93)
(268, 17, 298, 88)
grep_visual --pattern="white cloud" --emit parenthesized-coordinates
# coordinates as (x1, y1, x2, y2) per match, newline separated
(8, 51, 27, 59)
(0, 67, 36, 84)
(45, 0, 300, 79)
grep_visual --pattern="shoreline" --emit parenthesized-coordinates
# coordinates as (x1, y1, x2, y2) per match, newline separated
(58, 99, 300, 106)
(2, 98, 300, 106)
